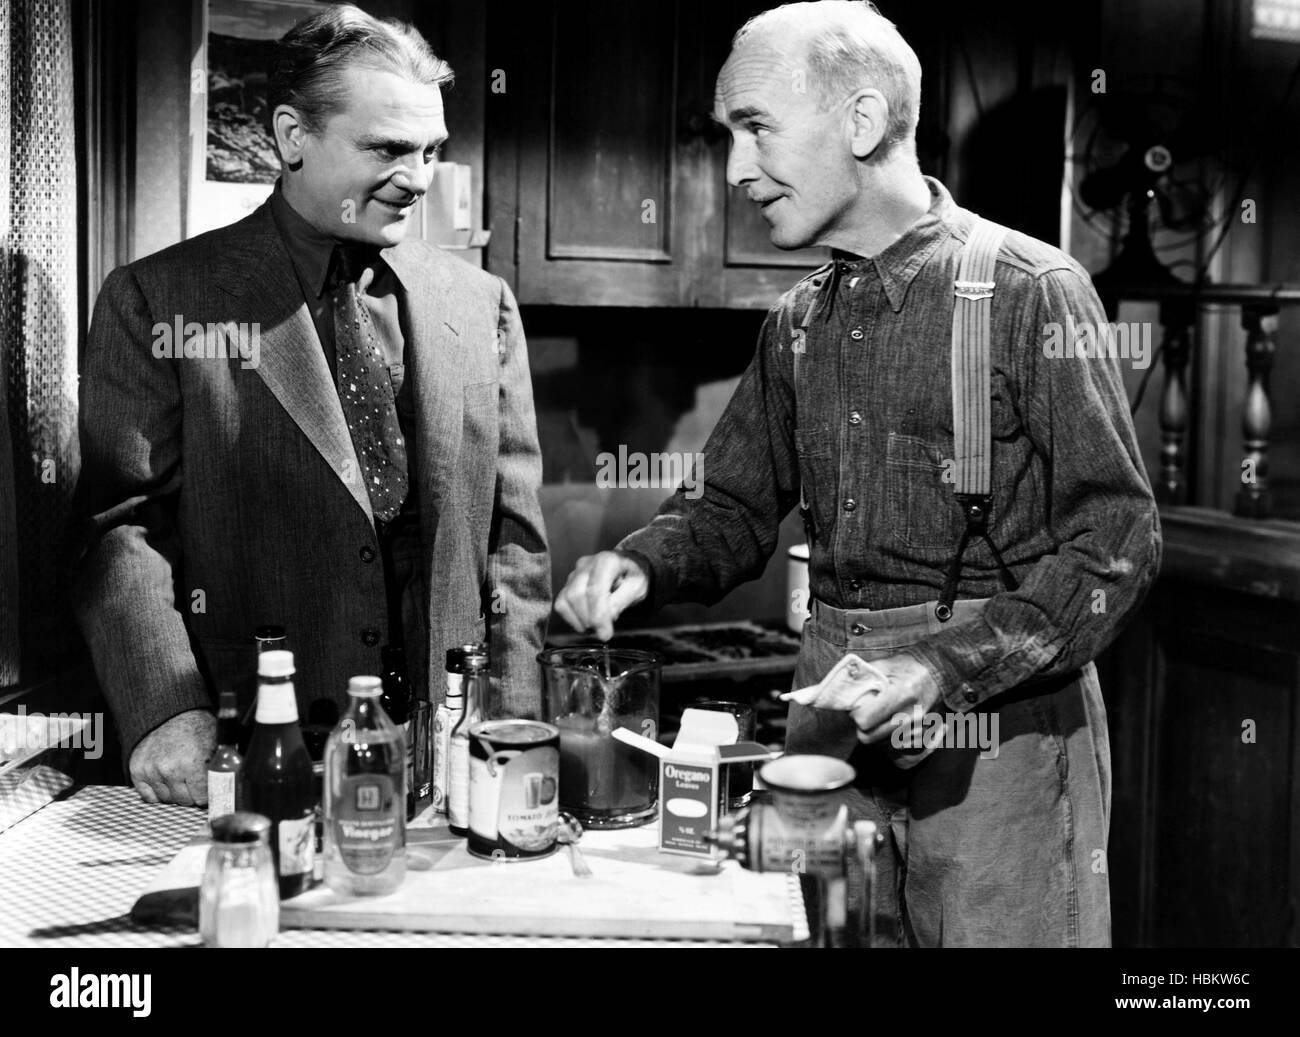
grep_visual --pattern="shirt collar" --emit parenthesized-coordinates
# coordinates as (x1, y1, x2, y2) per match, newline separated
(269, 182, 403, 296)
(828, 176, 961, 314)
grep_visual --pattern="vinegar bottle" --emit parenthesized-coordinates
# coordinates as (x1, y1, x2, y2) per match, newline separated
(324, 675, 407, 895)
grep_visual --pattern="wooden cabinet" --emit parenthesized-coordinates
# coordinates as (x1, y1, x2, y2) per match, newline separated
(486, 0, 827, 308)
(1097, 507, 1300, 947)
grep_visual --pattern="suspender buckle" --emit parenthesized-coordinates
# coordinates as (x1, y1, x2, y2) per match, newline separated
(954, 279, 996, 301)
(956, 493, 994, 533)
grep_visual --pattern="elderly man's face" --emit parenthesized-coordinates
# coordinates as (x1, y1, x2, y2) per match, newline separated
(714, 43, 858, 250)
(294, 67, 447, 247)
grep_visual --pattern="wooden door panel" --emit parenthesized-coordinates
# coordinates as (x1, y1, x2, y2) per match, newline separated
(547, 4, 676, 262)
(502, 0, 690, 306)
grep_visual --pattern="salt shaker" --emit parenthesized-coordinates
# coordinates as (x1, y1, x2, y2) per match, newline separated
(199, 812, 280, 948)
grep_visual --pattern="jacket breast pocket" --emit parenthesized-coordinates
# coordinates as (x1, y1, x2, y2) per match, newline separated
(794, 424, 836, 542)
(884, 432, 965, 554)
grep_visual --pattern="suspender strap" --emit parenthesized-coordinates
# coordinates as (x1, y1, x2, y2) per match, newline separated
(937, 218, 1018, 622)
(792, 262, 835, 547)
(952, 218, 1006, 497)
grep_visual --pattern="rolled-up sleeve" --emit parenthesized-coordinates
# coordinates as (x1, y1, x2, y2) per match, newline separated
(906, 266, 1162, 710)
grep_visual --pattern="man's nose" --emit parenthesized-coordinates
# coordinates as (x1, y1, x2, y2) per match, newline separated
(726, 138, 758, 190)
(391, 157, 432, 198)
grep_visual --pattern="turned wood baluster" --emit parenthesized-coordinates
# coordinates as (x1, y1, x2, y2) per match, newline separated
(1157, 300, 1194, 505)
(1234, 305, 1277, 519)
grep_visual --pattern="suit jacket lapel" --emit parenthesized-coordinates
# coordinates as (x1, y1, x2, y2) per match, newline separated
(217, 205, 374, 526)
(383, 244, 461, 537)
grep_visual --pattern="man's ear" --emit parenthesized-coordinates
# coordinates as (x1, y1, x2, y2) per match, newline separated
(847, 88, 889, 160)
(272, 104, 309, 166)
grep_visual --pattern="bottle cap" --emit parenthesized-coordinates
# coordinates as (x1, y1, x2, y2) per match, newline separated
(347, 675, 383, 697)
(257, 650, 294, 678)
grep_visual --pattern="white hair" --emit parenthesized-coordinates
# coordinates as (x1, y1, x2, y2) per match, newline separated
(734, 1, 922, 156)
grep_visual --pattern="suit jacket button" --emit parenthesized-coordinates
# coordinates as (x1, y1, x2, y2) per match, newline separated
(361, 628, 380, 647)
(360, 545, 376, 563)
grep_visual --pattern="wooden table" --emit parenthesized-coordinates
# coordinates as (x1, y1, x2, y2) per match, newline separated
(0, 785, 802, 948)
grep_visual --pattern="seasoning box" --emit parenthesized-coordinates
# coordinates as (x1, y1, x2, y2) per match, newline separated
(613, 708, 776, 859)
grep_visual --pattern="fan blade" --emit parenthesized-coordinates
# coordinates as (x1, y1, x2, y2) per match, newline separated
(1080, 159, 1138, 211)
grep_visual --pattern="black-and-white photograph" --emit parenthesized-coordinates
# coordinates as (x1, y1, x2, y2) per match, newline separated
(1, 0, 1297, 995)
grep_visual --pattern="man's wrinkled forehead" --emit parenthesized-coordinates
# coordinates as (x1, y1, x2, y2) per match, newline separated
(714, 39, 811, 121)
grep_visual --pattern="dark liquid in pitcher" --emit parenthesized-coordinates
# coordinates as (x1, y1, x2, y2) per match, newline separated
(553, 714, 658, 820)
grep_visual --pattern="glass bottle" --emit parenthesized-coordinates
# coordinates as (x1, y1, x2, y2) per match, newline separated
(324, 675, 407, 895)
(240, 624, 288, 753)
(206, 690, 243, 823)
(241, 650, 316, 900)
(381, 645, 424, 821)
(448, 643, 490, 836)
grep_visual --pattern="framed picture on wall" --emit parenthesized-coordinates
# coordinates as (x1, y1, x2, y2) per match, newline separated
(187, 0, 331, 238)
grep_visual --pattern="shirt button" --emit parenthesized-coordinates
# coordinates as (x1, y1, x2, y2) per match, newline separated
(850, 622, 868, 636)
(359, 545, 376, 563)
(361, 628, 381, 647)
(843, 498, 857, 513)
(964, 690, 978, 704)
(850, 328, 864, 341)
(848, 411, 862, 426)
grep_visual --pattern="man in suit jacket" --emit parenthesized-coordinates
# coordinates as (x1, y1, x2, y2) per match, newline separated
(72, 5, 550, 805)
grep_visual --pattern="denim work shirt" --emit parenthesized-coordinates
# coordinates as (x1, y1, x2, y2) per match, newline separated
(618, 177, 1162, 714)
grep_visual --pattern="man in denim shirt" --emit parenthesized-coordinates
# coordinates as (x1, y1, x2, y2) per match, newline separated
(556, 1, 1160, 946)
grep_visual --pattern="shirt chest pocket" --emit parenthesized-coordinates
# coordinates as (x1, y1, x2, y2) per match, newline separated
(886, 375, 1024, 556)
(884, 432, 965, 555)
(794, 423, 837, 542)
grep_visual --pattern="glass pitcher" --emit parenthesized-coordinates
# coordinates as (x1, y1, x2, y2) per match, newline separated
(538, 646, 661, 829)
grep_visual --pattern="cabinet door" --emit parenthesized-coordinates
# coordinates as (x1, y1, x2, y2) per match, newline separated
(692, 0, 829, 308)
(491, 0, 695, 306)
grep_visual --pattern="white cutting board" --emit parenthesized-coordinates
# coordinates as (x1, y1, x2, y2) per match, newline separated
(136, 818, 807, 943)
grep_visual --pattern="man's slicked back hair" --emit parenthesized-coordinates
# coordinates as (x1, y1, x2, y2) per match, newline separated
(267, 2, 453, 136)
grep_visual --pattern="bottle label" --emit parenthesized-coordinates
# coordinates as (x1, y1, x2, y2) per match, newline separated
(332, 775, 400, 875)
(432, 706, 459, 813)
(448, 734, 470, 827)
(255, 683, 299, 725)
(278, 814, 315, 877)
(207, 771, 236, 822)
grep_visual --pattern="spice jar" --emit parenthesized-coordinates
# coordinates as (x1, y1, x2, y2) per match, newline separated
(199, 811, 280, 948)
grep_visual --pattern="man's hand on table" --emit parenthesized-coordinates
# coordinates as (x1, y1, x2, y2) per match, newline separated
(555, 551, 650, 641)
(782, 652, 945, 745)
(128, 709, 216, 805)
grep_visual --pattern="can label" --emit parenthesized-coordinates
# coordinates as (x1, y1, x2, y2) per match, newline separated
(468, 721, 560, 860)
(332, 775, 400, 875)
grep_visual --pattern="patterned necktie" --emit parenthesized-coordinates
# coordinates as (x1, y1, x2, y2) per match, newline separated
(331, 246, 409, 524)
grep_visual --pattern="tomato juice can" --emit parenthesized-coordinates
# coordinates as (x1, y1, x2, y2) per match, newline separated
(467, 720, 560, 861)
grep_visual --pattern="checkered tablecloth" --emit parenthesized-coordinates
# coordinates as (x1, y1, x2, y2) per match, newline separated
(0, 786, 773, 948)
